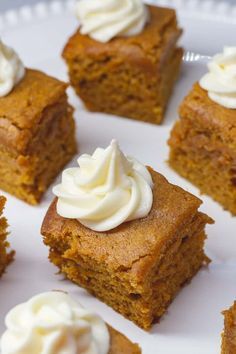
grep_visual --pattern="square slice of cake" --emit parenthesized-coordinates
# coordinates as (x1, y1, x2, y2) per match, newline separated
(168, 83, 236, 215)
(62, 6, 183, 125)
(221, 302, 236, 353)
(0, 196, 14, 276)
(0, 69, 77, 204)
(41, 168, 213, 330)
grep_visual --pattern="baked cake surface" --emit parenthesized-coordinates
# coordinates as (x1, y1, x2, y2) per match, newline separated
(63, 6, 183, 125)
(41, 168, 213, 330)
(168, 83, 236, 214)
(222, 302, 236, 354)
(108, 326, 141, 354)
(0, 69, 77, 204)
(0, 196, 14, 276)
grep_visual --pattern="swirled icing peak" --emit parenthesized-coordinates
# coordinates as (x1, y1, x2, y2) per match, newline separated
(199, 47, 236, 109)
(75, 0, 149, 43)
(53, 140, 153, 232)
(0, 40, 25, 97)
(0, 291, 110, 354)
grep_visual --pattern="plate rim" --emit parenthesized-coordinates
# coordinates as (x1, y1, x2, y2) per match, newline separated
(0, 0, 236, 32)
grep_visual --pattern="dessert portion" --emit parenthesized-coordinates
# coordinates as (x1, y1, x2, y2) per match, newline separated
(0, 291, 141, 354)
(169, 47, 236, 214)
(0, 196, 14, 277)
(0, 40, 77, 205)
(221, 302, 236, 353)
(41, 141, 213, 330)
(63, 0, 183, 125)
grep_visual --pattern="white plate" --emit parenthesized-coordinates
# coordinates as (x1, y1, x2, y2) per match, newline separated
(0, 1, 236, 353)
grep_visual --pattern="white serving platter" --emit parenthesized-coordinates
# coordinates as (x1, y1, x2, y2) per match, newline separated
(0, 1, 235, 353)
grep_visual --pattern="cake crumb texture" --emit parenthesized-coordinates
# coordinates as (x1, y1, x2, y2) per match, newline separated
(0, 69, 77, 204)
(0, 196, 14, 276)
(169, 83, 236, 215)
(41, 169, 213, 330)
(108, 326, 141, 354)
(222, 302, 236, 354)
(63, 6, 183, 125)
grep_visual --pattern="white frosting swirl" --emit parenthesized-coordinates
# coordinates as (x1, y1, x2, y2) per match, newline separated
(53, 140, 153, 232)
(0, 40, 25, 97)
(75, 0, 149, 43)
(199, 47, 236, 109)
(0, 292, 110, 354)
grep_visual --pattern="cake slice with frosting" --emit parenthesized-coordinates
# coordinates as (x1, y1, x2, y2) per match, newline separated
(169, 47, 236, 214)
(41, 140, 213, 330)
(62, 0, 183, 124)
(0, 40, 77, 205)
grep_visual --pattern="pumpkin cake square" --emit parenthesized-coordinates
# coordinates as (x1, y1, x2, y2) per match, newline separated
(168, 82, 236, 215)
(0, 69, 77, 205)
(0, 196, 14, 276)
(41, 168, 213, 330)
(221, 302, 236, 353)
(62, 5, 183, 125)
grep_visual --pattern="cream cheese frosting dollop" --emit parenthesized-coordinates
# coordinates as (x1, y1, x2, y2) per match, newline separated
(75, 0, 149, 43)
(0, 40, 25, 97)
(199, 47, 236, 109)
(0, 291, 110, 354)
(53, 140, 153, 232)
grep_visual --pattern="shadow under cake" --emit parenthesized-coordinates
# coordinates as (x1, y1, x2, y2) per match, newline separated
(168, 83, 236, 215)
(62, 6, 183, 125)
(0, 196, 14, 276)
(0, 69, 77, 204)
(41, 168, 213, 330)
(221, 302, 236, 354)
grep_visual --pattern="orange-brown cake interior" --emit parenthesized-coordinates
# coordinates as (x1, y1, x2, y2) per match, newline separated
(169, 83, 236, 214)
(0, 196, 14, 276)
(108, 326, 141, 354)
(222, 302, 236, 354)
(42, 169, 213, 330)
(62, 6, 183, 124)
(0, 69, 77, 204)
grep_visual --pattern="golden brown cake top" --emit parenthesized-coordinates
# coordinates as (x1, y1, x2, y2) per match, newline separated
(0, 69, 67, 129)
(0, 69, 67, 154)
(180, 83, 236, 146)
(63, 6, 181, 71)
(41, 169, 212, 274)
